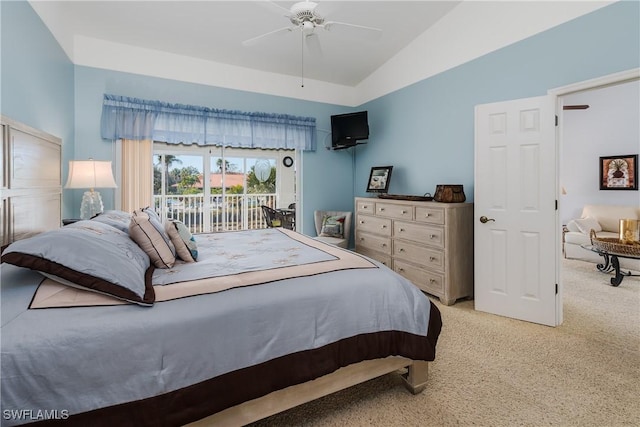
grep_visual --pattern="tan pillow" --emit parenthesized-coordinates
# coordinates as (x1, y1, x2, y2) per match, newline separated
(129, 209, 176, 269)
(165, 219, 198, 262)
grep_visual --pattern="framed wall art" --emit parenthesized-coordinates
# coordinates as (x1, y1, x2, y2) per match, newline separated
(599, 154, 638, 190)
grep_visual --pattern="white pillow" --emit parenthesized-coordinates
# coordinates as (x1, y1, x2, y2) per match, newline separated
(574, 217, 602, 234)
(565, 221, 580, 233)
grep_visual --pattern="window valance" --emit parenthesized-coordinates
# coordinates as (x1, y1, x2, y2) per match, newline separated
(100, 94, 316, 151)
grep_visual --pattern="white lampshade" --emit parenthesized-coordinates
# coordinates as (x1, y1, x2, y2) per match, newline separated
(65, 160, 117, 190)
(65, 160, 117, 219)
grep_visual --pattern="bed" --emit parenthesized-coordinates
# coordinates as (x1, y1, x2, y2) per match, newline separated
(0, 117, 442, 427)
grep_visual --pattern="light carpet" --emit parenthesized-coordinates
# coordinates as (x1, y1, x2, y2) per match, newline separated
(250, 258, 639, 426)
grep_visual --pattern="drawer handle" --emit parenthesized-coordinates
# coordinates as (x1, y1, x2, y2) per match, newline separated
(381, 225, 387, 228)
(359, 220, 365, 224)
(429, 234, 436, 239)
(379, 208, 385, 211)
(429, 256, 436, 261)
(381, 243, 387, 247)
(399, 228, 405, 232)
(401, 210, 407, 214)
(429, 278, 436, 284)
(399, 248, 405, 252)
(425, 213, 431, 217)
(359, 237, 365, 241)
(398, 268, 404, 272)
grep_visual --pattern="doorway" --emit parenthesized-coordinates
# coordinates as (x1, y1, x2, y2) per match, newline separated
(555, 71, 640, 325)
(474, 68, 639, 327)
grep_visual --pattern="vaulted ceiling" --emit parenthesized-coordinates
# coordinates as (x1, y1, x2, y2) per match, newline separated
(29, 1, 613, 105)
(31, 1, 460, 86)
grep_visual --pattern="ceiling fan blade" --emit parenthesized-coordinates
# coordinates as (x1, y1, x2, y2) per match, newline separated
(321, 21, 383, 41)
(305, 33, 323, 56)
(242, 26, 296, 47)
(259, 0, 293, 17)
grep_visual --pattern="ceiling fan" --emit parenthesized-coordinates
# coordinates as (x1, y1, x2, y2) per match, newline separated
(242, 0, 383, 54)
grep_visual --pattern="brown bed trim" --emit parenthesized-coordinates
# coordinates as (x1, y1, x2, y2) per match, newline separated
(31, 303, 442, 427)
(1, 252, 156, 306)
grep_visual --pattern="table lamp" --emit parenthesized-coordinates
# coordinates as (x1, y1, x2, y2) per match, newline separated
(65, 159, 118, 220)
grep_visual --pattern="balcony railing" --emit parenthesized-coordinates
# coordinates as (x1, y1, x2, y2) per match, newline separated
(153, 194, 277, 233)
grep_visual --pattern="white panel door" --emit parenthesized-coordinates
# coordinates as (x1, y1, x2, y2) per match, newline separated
(474, 96, 559, 326)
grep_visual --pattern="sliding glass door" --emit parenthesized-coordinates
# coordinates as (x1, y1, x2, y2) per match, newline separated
(153, 144, 293, 233)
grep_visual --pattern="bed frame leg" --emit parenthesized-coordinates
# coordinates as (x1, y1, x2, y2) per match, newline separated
(400, 361, 428, 394)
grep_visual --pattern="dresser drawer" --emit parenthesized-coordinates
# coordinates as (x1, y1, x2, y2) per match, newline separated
(393, 240, 444, 270)
(356, 199, 375, 214)
(394, 221, 444, 249)
(357, 246, 392, 268)
(356, 232, 392, 255)
(415, 207, 445, 225)
(394, 260, 444, 296)
(375, 202, 414, 220)
(356, 214, 392, 236)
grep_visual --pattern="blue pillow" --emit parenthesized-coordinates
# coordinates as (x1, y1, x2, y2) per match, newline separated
(1, 221, 154, 306)
(91, 210, 132, 233)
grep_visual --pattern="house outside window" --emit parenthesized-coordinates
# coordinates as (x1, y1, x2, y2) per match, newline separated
(153, 143, 295, 233)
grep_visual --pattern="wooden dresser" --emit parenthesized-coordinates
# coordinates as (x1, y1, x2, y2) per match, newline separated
(354, 197, 474, 305)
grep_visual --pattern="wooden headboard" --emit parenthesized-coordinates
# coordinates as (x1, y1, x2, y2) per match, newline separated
(1, 115, 62, 245)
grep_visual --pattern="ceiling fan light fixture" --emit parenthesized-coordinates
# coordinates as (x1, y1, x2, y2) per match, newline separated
(290, 1, 322, 25)
(302, 21, 315, 35)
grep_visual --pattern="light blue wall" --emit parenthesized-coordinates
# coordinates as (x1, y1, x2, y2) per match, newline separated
(2, 1, 638, 233)
(0, 1, 75, 213)
(74, 66, 353, 235)
(356, 0, 640, 201)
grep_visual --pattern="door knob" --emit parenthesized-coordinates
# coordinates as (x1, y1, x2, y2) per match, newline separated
(479, 216, 495, 224)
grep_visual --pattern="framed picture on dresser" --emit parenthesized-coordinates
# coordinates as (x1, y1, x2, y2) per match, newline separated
(366, 166, 393, 193)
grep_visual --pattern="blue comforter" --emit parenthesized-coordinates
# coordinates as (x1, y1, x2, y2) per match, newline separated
(1, 229, 440, 426)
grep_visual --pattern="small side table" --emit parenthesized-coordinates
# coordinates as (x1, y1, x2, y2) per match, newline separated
(62, 219, 81, 226)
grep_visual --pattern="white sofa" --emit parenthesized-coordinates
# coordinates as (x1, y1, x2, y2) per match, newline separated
(564, 204, 640, 272)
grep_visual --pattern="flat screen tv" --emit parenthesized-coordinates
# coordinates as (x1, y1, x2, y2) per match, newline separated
(331, 111, 369, 149)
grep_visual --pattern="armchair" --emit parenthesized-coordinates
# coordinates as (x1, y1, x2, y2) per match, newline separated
(313, 210, 352, 249)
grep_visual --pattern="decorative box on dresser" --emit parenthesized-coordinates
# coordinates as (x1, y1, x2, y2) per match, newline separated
(354, 197, 474, 305)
